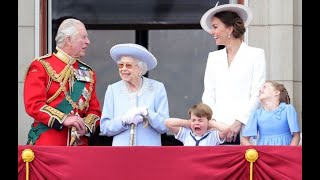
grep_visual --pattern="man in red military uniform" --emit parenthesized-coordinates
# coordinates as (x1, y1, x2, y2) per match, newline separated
(24, 18, 101, 146)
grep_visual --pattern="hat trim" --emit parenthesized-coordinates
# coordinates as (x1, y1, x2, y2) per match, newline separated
(110, 43, 158, 71)
(200, 4, 253, 34)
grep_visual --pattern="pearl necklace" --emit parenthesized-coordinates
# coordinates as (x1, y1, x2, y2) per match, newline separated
(125, 78, 143, 93)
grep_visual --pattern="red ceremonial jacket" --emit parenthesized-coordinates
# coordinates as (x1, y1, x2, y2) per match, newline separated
(24, 49, 101, 146)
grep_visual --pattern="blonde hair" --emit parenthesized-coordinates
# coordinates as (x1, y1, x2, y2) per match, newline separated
(266, 80, 291, 104)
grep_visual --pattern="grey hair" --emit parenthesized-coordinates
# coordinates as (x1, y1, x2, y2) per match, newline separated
(137, 60, 148, 76)
(55, 18, 83, 48)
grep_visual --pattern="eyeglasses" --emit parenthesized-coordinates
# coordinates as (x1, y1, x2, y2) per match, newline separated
(117, 62, 138, 69)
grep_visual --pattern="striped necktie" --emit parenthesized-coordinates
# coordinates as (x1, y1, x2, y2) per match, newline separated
(190, 132, 210, 146)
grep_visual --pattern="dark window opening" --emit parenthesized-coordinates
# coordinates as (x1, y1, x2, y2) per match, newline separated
(51, 0, 228, 146)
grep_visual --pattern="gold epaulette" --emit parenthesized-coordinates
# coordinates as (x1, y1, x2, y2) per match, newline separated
(77, 59, 93, 71)
(23, 54, 52, 81)
(36, 53, 52, 61)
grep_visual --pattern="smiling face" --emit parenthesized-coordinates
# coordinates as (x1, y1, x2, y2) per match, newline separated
(117, 56, 141, 83)
(190, 112, 210, 137)
(259, 82, 279, 102)
(209, 16, 231, 46)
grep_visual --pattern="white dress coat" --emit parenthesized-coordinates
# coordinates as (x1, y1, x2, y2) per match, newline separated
(202, 42, 266, 126)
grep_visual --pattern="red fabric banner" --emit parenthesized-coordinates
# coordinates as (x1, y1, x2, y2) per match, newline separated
(18, 145, 302, 180)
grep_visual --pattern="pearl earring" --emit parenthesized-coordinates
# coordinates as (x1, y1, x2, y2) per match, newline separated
(228, 33, 231, 39)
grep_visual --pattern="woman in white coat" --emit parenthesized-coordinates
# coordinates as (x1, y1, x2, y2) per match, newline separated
(200, 3, 266, 144)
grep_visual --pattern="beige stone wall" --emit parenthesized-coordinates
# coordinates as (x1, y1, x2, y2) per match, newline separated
(293, 0, 302, 132)
(18, 0, 35, 144)
(248, 0, 302, 131)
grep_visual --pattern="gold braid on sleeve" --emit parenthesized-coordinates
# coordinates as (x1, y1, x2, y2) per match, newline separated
(84, 114, 100, 133)
(40, 105, 67, 127)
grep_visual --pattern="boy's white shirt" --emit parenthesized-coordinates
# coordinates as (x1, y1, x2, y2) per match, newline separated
(175, 127, 225, 146)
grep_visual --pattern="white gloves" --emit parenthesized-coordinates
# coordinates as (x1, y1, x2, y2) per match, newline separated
(136, 107, 148, 117)
(121, 107, 148, 125)
(121, 111, 135, 125)
(121, 114, 144, 125)
(128, 106, 148, 117)
(131, 115, 144, 125)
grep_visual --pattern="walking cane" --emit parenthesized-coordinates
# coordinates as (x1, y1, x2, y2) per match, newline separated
(129, 124, 136, 146)
(128, 95, 149, 146)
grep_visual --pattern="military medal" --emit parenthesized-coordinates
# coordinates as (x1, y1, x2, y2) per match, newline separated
(74, 69, 91, 82)
(82, 87, 89, 100)
(68, 71, 74, 94)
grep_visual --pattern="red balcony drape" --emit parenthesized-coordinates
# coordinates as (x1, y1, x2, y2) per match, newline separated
(18, 145, 302, 180)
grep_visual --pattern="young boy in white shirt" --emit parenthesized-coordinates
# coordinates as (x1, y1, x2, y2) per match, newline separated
(165, 103, 230, 146)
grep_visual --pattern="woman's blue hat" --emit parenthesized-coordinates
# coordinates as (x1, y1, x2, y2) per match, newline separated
(110, 43, 158, 71)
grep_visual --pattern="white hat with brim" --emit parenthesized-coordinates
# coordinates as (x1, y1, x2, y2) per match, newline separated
(200, 3, 253, 34)
(110, 43, 157, 71)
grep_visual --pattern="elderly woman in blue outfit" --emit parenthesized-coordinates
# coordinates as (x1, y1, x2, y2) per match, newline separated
(100, 43, 169, 146)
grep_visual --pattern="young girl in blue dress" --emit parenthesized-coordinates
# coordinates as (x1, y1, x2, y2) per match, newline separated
(241, 80, 300, 145)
